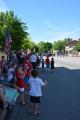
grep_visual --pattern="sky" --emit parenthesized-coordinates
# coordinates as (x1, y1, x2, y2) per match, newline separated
(0, 0, 80, 43)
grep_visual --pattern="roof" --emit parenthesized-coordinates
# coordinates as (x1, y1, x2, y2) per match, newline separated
(66, 40, 79, 47)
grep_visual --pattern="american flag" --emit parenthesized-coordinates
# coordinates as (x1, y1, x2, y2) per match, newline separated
(4, 28, 12, 54)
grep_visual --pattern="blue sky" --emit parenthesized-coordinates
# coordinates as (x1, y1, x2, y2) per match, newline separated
(0, 0, 80, 42)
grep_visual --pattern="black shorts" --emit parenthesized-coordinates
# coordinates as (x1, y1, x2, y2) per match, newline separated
(30, 96, 40, 103)
(0, 100, 4, 109)
(31, 62, 36, 69)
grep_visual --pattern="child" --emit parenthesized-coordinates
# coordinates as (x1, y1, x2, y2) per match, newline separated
(50, 58, 54, 72)
(15, 66, 25, 105)
(45, 56, 50, 71)
(0, 82, 12, 109)
(23, 59, 32, 92)
(0, 82, 5, 109)
(7, 64, 15, 88)
(0, 56, 7, 74)
(42, 59, 45, 71)
(28, 70, 47, 115)
(0, 82, 17, 109)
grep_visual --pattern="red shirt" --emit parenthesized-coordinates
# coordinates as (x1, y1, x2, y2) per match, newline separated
(25, 55, 30, 61)
(23, 61, 32, 76)
(45, 58, 50, 64)
(16, 71, 25, 88)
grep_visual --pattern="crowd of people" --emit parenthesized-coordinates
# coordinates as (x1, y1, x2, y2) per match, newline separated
(0, 49, 54, 115)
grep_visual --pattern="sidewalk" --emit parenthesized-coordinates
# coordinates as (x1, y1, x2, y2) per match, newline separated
(54, 56, 80, 69)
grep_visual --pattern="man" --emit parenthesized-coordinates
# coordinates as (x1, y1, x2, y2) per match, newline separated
(30, 53, 37, 69)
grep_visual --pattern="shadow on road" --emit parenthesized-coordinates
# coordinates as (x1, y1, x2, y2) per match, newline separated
(6, 67, 80, 120)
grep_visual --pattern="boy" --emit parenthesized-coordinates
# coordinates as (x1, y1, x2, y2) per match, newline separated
(28, 70, 47, 115)
(50, 58, 54, 72)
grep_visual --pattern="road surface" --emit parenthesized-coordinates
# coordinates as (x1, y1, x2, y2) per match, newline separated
(7, 57, 80, 120)
(54, 56, 80, 69)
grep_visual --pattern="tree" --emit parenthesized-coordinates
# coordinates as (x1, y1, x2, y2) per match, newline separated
(38, 41, 52, 53)
(38, 41, 45, 53)
(53, 40, 66, 51)
(45, 42, 53, 53)
(76, 42, 80, 52)
(0, 11, 28, 50)
(64, 38, 72, 44)
(22, 37, 33, 50)
(31, 42, 39, 53)
(22, 37, 39, 53)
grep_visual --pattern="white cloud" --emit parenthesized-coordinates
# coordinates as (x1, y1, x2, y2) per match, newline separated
(44, 20, 80, 42)
(32, 29, 79, 43)
(0, 0, 8, 12)
(52, 30, 78, 41)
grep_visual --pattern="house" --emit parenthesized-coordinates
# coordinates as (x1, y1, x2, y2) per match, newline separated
(65, 40, 79, 56)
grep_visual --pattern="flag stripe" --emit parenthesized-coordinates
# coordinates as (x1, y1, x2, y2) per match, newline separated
(4, 28, 12, 54)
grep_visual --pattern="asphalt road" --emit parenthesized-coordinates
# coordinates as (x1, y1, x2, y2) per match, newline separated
(7, 57, 80, 120)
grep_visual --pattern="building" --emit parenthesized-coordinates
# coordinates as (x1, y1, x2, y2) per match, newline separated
(65, 40, 79, 56)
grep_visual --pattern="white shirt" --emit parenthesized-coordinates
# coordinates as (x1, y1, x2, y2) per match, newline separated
(28, 77, 45, 96)
(30, 55, 37, 62)
(8, 68, 14, 81)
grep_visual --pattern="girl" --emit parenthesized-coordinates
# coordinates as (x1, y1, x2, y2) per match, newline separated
(45, 56, 50, 71)
(28, 70, 47, 115)
(23, 59, 32, 92)
(16, 66, 25, 105)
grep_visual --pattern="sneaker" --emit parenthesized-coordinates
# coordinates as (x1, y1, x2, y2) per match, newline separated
(34, 112, 38, 116)
(34, 111, 40, 116)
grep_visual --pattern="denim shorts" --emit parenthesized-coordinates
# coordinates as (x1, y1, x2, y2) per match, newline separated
(24, 76, 30, 84)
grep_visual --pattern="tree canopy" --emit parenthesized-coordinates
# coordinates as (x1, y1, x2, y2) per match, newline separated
(0, 11, 28, 50)
(38, 41, 53, 53)
(0, 11, 80, 54)
(53, 40, 66, 51)
(76, 42, 80, 52)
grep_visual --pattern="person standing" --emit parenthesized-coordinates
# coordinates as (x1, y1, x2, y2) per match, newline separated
(42, 59, 45, 71)
(30, 53, 37, 69)
(16, 49, 25, 65)
(23, 59, 32, 91)
(36, 56, 40, 67)
(0, 56, 7, 74)
(28, 70, 47, 115)
(16, 66, 25, 105)
(50, 58, 54, 72)
(45, 56, 50, 71)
